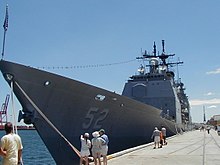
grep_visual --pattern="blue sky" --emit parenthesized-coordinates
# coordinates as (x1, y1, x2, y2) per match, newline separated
(0, 0, 220, 124)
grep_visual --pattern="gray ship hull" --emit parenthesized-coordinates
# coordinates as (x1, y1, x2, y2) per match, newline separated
(0, 60, 178, 165)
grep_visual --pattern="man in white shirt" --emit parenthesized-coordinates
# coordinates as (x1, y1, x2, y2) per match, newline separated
(0, 122, 23, 165)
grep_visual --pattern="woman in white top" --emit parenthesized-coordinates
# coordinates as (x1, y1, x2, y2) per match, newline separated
(91, 131, 105, 165)
(80, 133, 91, 165)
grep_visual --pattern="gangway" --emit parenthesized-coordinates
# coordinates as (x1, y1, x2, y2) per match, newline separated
(0, 94, 10, 128)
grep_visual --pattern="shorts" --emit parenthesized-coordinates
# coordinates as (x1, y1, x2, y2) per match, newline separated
(100, 145, 108, 156)
(80, 150, 90, 157)
(92, 151, 101, 158)
(154, 136, 160, 143)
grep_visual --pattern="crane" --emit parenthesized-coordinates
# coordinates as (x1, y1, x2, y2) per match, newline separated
(0, 94, 10, 129)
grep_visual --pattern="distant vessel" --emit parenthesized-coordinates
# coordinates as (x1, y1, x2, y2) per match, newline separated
(0, 40, 191, 165)
(0, 125, 35, 130)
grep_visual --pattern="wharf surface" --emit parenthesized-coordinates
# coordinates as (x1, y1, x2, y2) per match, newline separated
(106, 129, 220, 165)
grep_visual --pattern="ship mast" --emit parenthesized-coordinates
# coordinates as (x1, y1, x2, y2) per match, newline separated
(203, 106, 206, 123)
(159, 40, 175, 66)
(136, 40, 183, 75)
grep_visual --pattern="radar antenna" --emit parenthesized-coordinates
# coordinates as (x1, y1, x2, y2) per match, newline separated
(162, 40, 165, 53)
(136, 40, 183, 74)
(153, 41, 156, 56)
(159, 40, 175, 65)
(136, 40, 175, 64)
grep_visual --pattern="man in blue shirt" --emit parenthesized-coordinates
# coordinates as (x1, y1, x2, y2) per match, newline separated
(99, 129, 109, 165)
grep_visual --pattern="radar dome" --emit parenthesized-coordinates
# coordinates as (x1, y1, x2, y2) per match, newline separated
(149, 58, 159, 66)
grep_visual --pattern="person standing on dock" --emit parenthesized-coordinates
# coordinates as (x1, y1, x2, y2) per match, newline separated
(80, 133, 91, 165)
(99, 129, 109, 165)
(151, 127, 161, 149)
(0, 122, 23, 165)
(159, 131, 163, 148)
(91, 131, 103, 165)
(206, 126, 211, 134)
(161, 126, 167, 145)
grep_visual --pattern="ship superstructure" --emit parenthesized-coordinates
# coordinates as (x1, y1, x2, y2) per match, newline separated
(122, 40, 190, 128)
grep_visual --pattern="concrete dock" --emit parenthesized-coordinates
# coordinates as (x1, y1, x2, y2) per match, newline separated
(105, 129, 220, 165)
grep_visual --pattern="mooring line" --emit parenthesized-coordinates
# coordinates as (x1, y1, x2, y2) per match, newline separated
(10, 81, 24, 165)
(10, 81, 17, 134)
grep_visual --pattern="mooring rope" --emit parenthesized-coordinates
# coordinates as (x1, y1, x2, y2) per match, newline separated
(10, 81, 24, 165)
(10, 81, 17, 134)
(14, 81, 81, 158)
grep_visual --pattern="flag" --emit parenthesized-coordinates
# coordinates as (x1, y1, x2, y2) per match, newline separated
(3, 4, 9, 31)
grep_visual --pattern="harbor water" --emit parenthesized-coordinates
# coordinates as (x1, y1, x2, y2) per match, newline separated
(0, 130, 56, 165)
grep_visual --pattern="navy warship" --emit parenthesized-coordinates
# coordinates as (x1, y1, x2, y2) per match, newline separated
(0, 40, 190, 165)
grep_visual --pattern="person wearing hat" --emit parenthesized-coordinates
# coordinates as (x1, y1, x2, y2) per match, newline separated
(99, 129, 109, 165)
(91, 131, 104, 165)
(80, 133, 91, 165)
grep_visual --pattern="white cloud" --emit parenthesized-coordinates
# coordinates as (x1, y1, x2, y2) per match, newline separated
(204, 92, 214, 96)
(207, 105, 217, 109)
(190, 98, 220, 106)
(206, 68, 220, 75)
